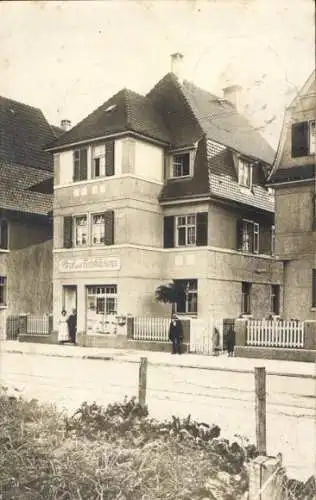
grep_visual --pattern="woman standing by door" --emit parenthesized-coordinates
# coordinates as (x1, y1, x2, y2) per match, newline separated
(58, 309, 69, 344)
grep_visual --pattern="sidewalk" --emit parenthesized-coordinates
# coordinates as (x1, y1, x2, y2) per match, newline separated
(1, 340, 315, 378)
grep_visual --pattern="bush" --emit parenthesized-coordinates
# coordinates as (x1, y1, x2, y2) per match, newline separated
(0, 387, 264, 499)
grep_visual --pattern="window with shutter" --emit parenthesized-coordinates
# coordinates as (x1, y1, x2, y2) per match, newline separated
(291, 121, 309, 158)
(104, 210, 114, 245)
(73, 148, 88, 181)
(0, 276, 6, 306)
(309, 120, 316, 154)
(196, 212, 208, 246)
(0, 220, 8, 250)
(105, 141, 115, 176)
(63, 216, 73, 248)
(271, 285, 280, 315)
(312, 269, 316, 308)
(237, 219, 260, 254)
(163, 216, 175, 248)
(241, 282, 251, 314)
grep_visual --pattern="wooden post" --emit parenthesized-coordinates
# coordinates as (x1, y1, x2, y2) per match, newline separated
(249, 455, 284, 500)
(255, 366, 267, 455)
(138, 357, 148, 407)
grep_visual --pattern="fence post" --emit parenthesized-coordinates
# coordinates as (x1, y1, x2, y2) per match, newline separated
(255, 366, 267, 456)
(249, 455, 284, 500)
(138, 357, 148, 407)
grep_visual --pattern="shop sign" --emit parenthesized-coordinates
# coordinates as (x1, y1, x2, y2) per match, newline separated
(58, 257, 120, 272)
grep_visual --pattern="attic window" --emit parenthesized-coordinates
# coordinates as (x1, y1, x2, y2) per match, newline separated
(238, 158, 252, 188)
(170, 152, 192, 178)
(105, 104, 117, 113)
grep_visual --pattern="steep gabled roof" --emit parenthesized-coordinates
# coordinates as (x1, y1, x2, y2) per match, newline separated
(0, 160, 52, 216)
(47, 88, 171, 150)
(147, 73, 204, 148)
(0, 96, 56, 171)
(181, 80, 275, 165)
(268, 70, 316, 184)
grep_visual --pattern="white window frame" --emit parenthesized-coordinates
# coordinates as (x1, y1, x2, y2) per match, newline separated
(92, 144, 106, 178)
(241, 219, 259, 254)
(91, 213, 105, 246)
(0, 276, 7, 306)
(176, 214, 196, 247)
(170, 151, 192, 178)
(309, 120, 316, 155)
(175, 279, 198, 315)
(74, 214, 88, 247)
(87, 285, 118, 316)
(238, 158, 252, 188)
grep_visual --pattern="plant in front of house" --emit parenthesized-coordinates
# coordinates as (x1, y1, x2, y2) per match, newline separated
(155, 280, 186, 314)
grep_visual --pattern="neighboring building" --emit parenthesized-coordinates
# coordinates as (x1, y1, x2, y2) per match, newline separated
(268, 71, 316, 320)
(47, 54, 283, 336)
(0, 96, 60, 338)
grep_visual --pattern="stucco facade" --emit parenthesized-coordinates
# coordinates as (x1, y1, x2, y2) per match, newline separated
(268, 71, 316, 320)
(49, 65, 281, 337)
(52, 134, 283, 334)
(0, 213, 53, 338)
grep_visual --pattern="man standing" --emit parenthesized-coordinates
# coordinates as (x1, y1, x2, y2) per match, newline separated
(67, 309, 77, 345)
(168, 313, 183, 354)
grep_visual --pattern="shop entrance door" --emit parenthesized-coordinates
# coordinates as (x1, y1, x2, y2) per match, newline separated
(63, 286, 77, 314)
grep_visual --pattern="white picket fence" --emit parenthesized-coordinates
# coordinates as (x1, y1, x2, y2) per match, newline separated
(247, 319, 304, 348)
(26, 315, 51, 334)
(134, 316, 170, 342)
(190, 318, 224, 355)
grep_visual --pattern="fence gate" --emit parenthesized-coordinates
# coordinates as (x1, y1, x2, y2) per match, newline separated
(189, 318, 223, 355)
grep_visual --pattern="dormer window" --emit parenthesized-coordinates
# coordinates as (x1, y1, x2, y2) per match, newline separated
(172, 153, 191, 178)
(238, 158, 252, 188)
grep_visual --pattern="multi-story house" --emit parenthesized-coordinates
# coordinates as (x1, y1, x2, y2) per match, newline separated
(268, 71, 316, 319)
(47, 54, 283, 337)
(0, 96, 60, 338)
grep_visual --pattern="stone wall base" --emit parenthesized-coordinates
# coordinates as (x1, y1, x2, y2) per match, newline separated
(18, 332, 58, 344)
(81, 334, 189, 353)
(235, 345, 316, 362)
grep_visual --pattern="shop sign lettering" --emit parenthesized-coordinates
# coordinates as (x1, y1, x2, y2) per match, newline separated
(59, 257, 120, 272)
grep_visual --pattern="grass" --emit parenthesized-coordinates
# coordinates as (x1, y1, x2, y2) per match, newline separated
(0, 387, 314, 499)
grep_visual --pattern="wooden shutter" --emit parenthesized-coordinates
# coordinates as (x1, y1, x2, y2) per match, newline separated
(163, 155, 170, 180)
(0, 219, 8, 249)
(236, 219, 243, 250)
(63, 216, 73, 248)
(105, 141, 115, 176)
(312, 269, 316, 307)
(54, 154, 60, 186)
(312, 194, 316, 231)
(196, 212, 208, 246)
(73, 151, 80, 181)
(104, 210, 114, 245)
(163, 216, 174, 248)
(80, 148, 88, 180)
(253, 223, 259, 254)
(291, 121, 309, 157)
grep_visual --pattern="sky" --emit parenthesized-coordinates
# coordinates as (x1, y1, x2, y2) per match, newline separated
(0, 0, 314, 149)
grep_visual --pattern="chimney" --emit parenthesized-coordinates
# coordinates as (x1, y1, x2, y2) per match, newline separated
(60, 119, 71, 131)
(222, 84, 242, 111)
(170, 52, 184, 82)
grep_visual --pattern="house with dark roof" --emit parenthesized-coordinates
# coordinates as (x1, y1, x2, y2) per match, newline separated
(267, 71, 316, 319)
(0, 96, 60, 338)
(47, 53, 283, 339)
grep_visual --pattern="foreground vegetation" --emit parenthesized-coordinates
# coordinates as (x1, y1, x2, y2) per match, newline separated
(0, 387, 314, 499)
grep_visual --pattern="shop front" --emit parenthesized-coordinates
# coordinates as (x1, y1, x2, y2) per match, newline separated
(86, 284, 118, 334)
